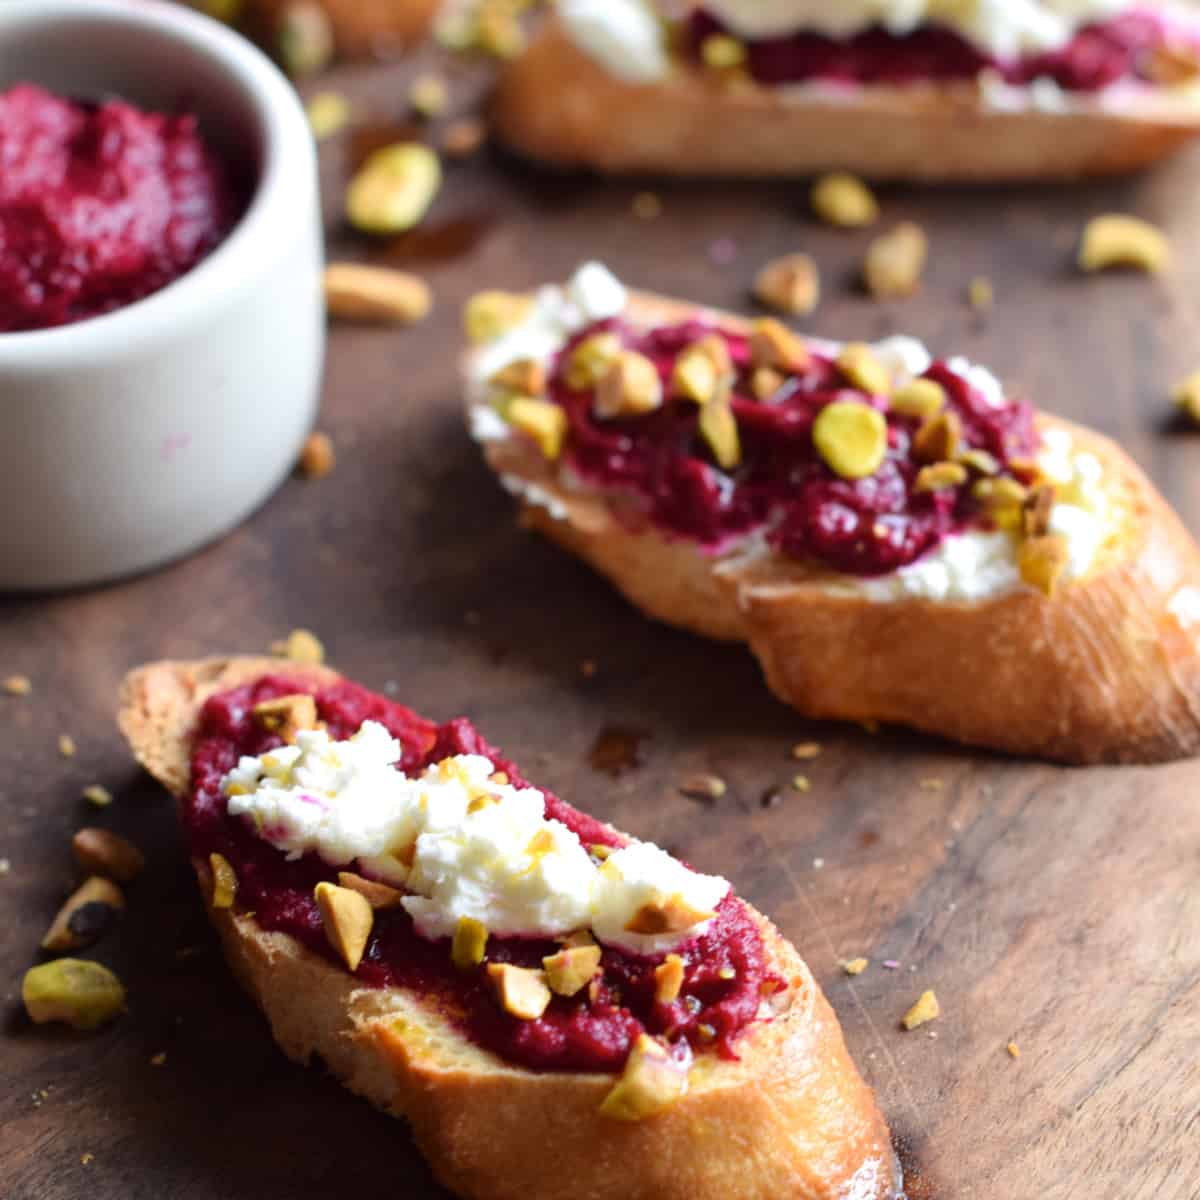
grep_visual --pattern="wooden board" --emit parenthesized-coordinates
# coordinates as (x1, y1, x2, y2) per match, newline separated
(4, 48, 1200, 1200)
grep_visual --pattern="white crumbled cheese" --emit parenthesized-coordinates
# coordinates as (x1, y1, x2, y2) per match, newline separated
(871, 336, 933, 386)
(945, 356, 1007, 409)
(224, 724, 728, 949)
(558, 0, 670, 83)
(858, 530, 1022, 602)
(591, 842, 730, 956)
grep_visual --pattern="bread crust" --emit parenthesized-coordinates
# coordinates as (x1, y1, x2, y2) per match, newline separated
(118, 656, 899, 1200)
(473, 293, 1200, 764)
(491, 20, 1200, 180)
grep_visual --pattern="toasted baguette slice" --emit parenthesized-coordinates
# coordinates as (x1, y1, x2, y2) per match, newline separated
(118, 656, 899, 1200)
(491, 18, 1200, 180)
(471, 290, 1200, 764)
(245, 0, 440, 56)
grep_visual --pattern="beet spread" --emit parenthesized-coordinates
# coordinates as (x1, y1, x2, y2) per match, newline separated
(547, 319, 1037, 577)
(0, 84, 243, 334)
(689, 11, 1174, 91)
(186, 675, 770, 1074)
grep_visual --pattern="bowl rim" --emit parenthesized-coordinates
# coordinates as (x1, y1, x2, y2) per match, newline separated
(0, 0, 316, 365)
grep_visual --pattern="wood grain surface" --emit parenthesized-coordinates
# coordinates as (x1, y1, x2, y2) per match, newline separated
(4, 45, 1200, 1200)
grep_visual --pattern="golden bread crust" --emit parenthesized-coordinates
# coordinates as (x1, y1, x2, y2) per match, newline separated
(118, 656, 899, 1200)
(474, 294, 1200, 763)
(492, 20, 1200, 180)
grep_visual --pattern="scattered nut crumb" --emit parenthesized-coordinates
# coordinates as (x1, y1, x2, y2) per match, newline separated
(346, 142, 441, 236)
(902, 989, 941, 1030)
(811, 172, 879, 228)
(864, 222, 928, 299)
(632, 191, 662, 220)
(73, 828, 145, 883)
(409, 73, 448, 118)
(271, 628, 325, 664)
(968, 276, 994, 312)
(305, 91, 351, 140)
(3, 674, 31, 696)
(150, 1051, 167, 1067)
(324, 263, 431, 324)
(580, 659, 597, 678)
(812, 857, 825, 869)
(791, 741, 821, 760)
(753, 253, 820, 317)
(81, 1153, 95, 1166)
(679, 772, 727, 802)
(843, 957, 869, 976)
(82, 785, 113, 809)
(792, 774, 812, 793)
(58, 734, 76, 758)
(1007, 1041, 1021, 1058)
(298, 431, 336, 479)
(0, 858, 11, 876)
(919, 778, 944, 791)
(1171, 370, 1200, 424)
(1078, 213, 1169, 274)
(441, 117, 487, 158)
(277, 0, 334, 76)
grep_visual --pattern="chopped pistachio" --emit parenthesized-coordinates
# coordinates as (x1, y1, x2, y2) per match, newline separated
(700, 33, 747, 69)
(409, 73, 449, 118)
(346, 143, 442, 236)
(673, 335, 731, 405)
(595, 351, 664, 420)
(679, 772, 727, 802)
(336, 871, 403, 910)
(42, 877, 125, 953)
(1022, 485, 1056, 539)
(913, 410, 963, 464)
(813, 400, 888, 480)
(790, 741, 821, 760)
(968, 276, 994, 312)
(487, 963, 551, 1020)
(270, 628, 325, 664)
(599, 1034, 689, 1120)
(915, 462, 968, 493)
(589, 844, 614, 861)
(753, 253, 820, 317)
(543, 944, 602, 996)
(253, 694, 319, 745)
(864, 222, 928, 299)
(843, 957, 869, 976)
(452, 916, 488, 970)
(476, 1, 526, 58)
(902, 989, 941, 1031)
(277, 1, 334, 76)
(58, 734, 77, 758)
(1172, 370, 1200, 424)
(314, 882, 373, 972)
(506, 397, 568, 460)
(1018, 535, 1071, 597)
(836, 343, 892, 396)
(958, 448, 1001, 476)
(566, 332, 623, 390)
(791, 774, 812, 793)
(82, 785, 113, 809)
(3, 674, 31, 696)
(323, 263, 431, 324)
(299, 432, 335, 480)
(23, 959, 125, 1031)
(306, 91, 351, 141)
(654, 954, 685, 1004)
(890, 379, 946, 421)
(750, 318, 810, 372)
(1007, 1041, 1021, 1059)
(625, 895, 716, 936)
(464, 290, 533, 343)
(750, 366, 785, 402)
(72, 828, 144, 883)
(490, 358, 547, 397)
(698, 395, 741, 471)
(209, 852, 238, 910)
(811, 172, 879, 229)
(1078, 214, 1169, 274)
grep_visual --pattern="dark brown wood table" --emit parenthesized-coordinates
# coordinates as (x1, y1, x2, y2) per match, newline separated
(4, 47, 1200, 1200)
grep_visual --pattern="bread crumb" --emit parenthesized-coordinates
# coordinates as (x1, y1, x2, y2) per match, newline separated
(920, 778, 944, 791)
(792, 774, 812, 793)
(1007, 1041, 1021, 1059)
(3, 674, 31, 696)
(791, 741, 822, 760)
(580, 659, 598, 678)
(441, 117, 487, 159)
(58, 734, 76, 758)
(299, 431, 335, 479)
(82, 785, 113, 809)
(679, 773, 727, 802)
(902, 989, 940, 1030)
(968, 276, 994, 312)
(843, 957, 869, 976)
(632, 192, 662, 220)
(0, 858, 11, 876)
(81, 1153, 95, 1166)
(270, 629, 325, 664)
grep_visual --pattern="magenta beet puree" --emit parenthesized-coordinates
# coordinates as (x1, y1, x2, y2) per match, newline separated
(549, 319, 1037, 576)
(186, 675, 770, 1073)
(0, 84, 244, 334)
(690, 11, 1175, 91)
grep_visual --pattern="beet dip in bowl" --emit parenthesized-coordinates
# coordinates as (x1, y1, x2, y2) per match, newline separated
(0, 0, 323, 590)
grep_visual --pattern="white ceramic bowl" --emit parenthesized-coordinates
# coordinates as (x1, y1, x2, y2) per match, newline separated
(0, 0, 324, 590)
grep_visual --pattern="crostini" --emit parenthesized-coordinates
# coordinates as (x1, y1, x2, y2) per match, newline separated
(466, 264, 1200, 764)
(491, 1, 1200, 179)
(118, 657, 898, 1200)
